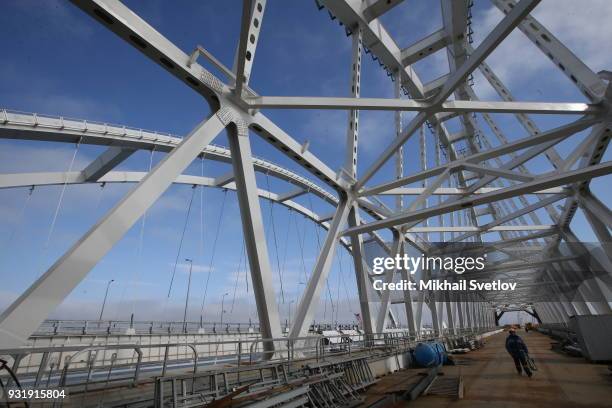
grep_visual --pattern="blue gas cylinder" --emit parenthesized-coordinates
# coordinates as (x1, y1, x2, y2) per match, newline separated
(414, 341, 447, 367)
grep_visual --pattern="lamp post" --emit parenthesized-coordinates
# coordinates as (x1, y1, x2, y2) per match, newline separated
(220, 292, 229, 327)
(183, 258, 194, 333)
(99, 279, 114, 321)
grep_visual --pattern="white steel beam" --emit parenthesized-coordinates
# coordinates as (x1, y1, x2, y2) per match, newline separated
(487, 229, 558, 249)
(559, 126, 607, 172)
(375, 233, 402, 332)
(395, 73, 404, 211)
(418, 125, 428, 240)
(451, 194, 567, 242)
(329, 0, 541, 191)
(434, 0, 541, 104)
(363, 0, 404, 22)
(579, 201, 612, 244)
(423, 74, 450, 98)
(407, 225, 554, 233)
(318, 212, 335, 223)
(0, 111, 226, 348)
(345, 161, 612, 235)
(377, 186, 566, 195)
(491, 0, 607, 101)
(476, 59, 563, 168)
(456, 295, 465, 329)
(277, 188, 306, 202)
(0, 110, 339, 205)
(234, 0, 266, 96)
(400, 29, 448, 66)
(72, 0, 347, 199)
(345, 29, 363, 179)
(399, 241, 417, 334)
(348, 203, 376, 334)
(82, 146, 134, 181)
(406, 169, 451, 212)
(228, 119, 282, 351)
(445, 292, 455, 334)
(0, 171, 351, 247)
(246, 97, 597, 115)
(359, 116, 597, 196)
(213, 171, 235, 187)
(461, 163, 534, 183)
(429, 291, 441, 335)
(289, 197, 352, 339)
(251, 113, 348, 190)
(318, 0, 424, 95)
(576, 191, 612, 229)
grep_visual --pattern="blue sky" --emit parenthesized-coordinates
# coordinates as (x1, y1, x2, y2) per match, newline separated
(1, 0, 610, 326)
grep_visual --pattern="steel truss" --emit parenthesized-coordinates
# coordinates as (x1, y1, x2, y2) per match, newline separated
(1, 0, 611, 351)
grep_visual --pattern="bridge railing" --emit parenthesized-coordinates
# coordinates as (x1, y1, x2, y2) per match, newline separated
(33, 319, 260, 336)
(0, 327, 495, 395)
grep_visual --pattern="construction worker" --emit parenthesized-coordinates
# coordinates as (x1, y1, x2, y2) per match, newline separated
(505, 328, 533, 377)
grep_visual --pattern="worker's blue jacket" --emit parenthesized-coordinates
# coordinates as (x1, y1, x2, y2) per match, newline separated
(505, 333, 529, 357)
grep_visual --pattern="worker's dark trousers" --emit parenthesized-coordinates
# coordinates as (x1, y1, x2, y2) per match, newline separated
(511, 353, 532, 376)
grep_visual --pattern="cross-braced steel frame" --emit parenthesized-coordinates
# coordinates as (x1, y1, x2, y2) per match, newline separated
(1, 0, 611, 353)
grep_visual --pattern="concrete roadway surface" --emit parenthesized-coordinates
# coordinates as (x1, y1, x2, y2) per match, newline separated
(409, 330, 612, 408)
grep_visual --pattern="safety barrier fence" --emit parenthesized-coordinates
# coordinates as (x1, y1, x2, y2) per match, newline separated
(33, 319, 388, 337)
(0, 327, 495, 396)
(34, 319, 261, 336)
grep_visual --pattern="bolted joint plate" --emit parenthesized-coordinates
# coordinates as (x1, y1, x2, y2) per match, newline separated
(215, 106, 250, 137)
(200, 70, 225, 95)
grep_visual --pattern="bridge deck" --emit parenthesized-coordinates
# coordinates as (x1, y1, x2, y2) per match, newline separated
(376, 331, 612, 408)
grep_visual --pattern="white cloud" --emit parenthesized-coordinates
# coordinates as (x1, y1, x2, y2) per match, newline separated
(12, 0, 94, 39)
(0, 62, 123, 122)
(0, 142, 91, 174)
(532, 0, 612, 71)
(474, 0, 612, 95)
(172, 262, 215, 274)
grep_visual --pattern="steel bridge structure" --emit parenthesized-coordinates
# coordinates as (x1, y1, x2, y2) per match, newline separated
(0, 0, 611, 378)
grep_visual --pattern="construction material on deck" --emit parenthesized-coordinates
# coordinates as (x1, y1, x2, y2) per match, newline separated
(152, 357, 375, 407)
(403, 365, 441, 401)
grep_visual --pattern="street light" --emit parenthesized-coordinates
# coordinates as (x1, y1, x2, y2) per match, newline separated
(219, 292, 229, 326)
(99, 279, 115, 321)
(183, 258, 194, 333)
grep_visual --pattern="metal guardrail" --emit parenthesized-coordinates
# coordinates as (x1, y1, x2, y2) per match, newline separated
(32, 319, 391, 336)
(34, 319, 261, 336)
(0, 327, 495, 398)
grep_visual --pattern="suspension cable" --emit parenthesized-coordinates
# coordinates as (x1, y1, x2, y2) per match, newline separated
(280, 205, 292, 285)
(127, 149, 155, 316)
(306, 188, 322, 250)
(265, 171, 286, 304)
(199, 157, 205, 281)
(335, 248, 342, 323)
(338, 246, 355, 317)
(167, 184, 197, 298)
(230, 239, 246, 314)
(292, 211, 308, 283)
(42, 137, 83, 256)
(200, 188, 228, 318)
(305, 189, 335, 322)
